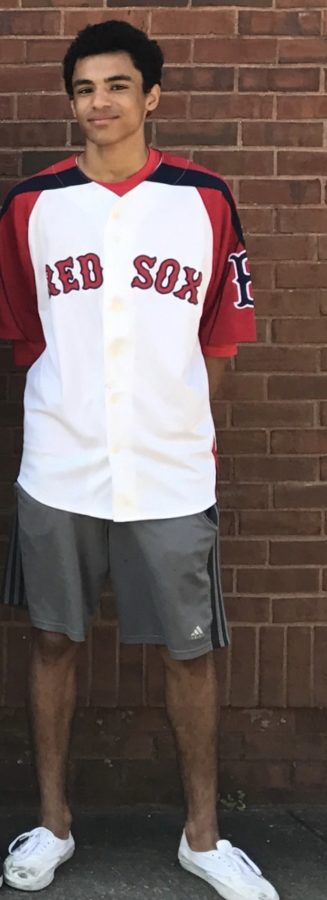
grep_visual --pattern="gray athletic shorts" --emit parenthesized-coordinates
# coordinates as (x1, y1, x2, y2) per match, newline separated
(3, 483, 229, 659)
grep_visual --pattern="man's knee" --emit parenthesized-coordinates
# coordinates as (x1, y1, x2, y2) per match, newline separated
(32, 628, 79, 663)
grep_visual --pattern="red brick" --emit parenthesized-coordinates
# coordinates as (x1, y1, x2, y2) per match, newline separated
(274, 483, 327, 509)
(248, 234, 316, 261)
(190, 94, 273, 121)
(239, 10, 321, 35)
(272, 318, 327, 343)
(0, 96, 14, 120)
(64, 10, 149, 36)
(17, 94, 71, 120)
(294, 763, 327, 789)
(221, 539, 267, 566)
(280, 38, 327, 63)
(155, 94, 188, 119)
(270, 539, 326, 566)
(152, 9, 236, 35)
(235, 456, 317, 484)
(193, 0, 272, 5)
(156, 121, 237, 147)
(230, 626, 258, 707)
(237, 568, 319, 594)
(239, 179, 320, 206)
(278, 209, 327, 234)
(0, 153, 19, 177)
(236, 346, 319, 373)
(26, 39, 70, 63)
(272, 430, 327, 455)
(0, 65, 62, 92)
(278, 151, 327, 176)
(269, 376, 327, 402)
(0, 37, 25, 63)
(243, 121, 323, 147)
(318, 237, 327, 260)
(159, 38, 192, 64)
(240, 207, 274, 234)
(239, 66, 319, 93)
(313, 627, 327, 707)
(278, 95, 327, 120)
(320, 458, 327, 480)
(232, 402, 314, 428)
(194, 150, 273, 177)
(226, 597, 270, 623)
(218, 430, 267, 456)
(240, 510, 322, 537)
(249, 262, 274, 289)
(163, 67, 234, 93)
(277, 0, 326, 6)
(0, 122, 67, 149)
(90, 626, 118, 707)
(219, 484, 269, 510)
(322, 351, 327, 371)
(259, 290, 321, 318)
(0, 10, 60, 35)
(194, 37, 277, 64)
(259, 626, 286, 707)
(273, 598, 327, 624)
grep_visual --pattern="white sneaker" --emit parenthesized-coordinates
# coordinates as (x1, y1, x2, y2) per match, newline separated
(178, 831, 279, 900)
(4, 826, 75, 891)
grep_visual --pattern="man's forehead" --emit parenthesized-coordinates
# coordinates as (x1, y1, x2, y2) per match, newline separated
(73, 51, 139, 81)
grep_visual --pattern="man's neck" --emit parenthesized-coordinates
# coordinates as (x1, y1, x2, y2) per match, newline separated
(78, 138, 149, 184)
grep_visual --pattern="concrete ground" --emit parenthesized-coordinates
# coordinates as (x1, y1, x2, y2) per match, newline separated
(1, 805, 327, 899)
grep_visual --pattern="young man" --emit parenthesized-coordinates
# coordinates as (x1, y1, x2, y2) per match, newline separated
(0, 19, 278, 900)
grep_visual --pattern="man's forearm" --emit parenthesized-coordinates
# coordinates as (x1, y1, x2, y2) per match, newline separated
(204, 356, 227, 404)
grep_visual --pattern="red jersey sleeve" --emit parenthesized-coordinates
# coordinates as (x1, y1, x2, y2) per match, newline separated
(198, 184, 256, 357)
(0, 190, 45, 367)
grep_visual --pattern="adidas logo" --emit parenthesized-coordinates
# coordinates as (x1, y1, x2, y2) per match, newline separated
(190, 626, 205, 640)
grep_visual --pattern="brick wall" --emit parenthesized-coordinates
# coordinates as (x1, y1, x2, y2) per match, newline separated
(1, 0, 327, 802)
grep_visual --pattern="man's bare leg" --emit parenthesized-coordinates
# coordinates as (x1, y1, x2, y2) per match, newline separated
(28, 628, 80, 839)
(160, 648, 219, 852)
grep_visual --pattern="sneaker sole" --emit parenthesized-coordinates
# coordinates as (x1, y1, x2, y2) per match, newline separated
(4, 844, 75, 892)
(179, 854, 279, 900)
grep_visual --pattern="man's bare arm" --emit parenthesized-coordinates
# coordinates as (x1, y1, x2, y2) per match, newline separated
(204, 356, 228, 404)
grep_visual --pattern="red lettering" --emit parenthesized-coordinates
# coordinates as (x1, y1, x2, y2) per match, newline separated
(45, 264, 60, 297)
(174, 266, 202, 305)
(155, 259, 180, 295)
(55, 257, 79, 294)
(77, 253, 103, 290)
(131, 255, 157, 290)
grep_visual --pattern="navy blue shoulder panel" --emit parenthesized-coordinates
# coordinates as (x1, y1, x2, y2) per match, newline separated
(146, 162, 244, 244)
(1, 166, 88, 219)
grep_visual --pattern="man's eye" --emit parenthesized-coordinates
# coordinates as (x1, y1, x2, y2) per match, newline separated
(111, 84, 128, 91)
(77, 88, 92, 95)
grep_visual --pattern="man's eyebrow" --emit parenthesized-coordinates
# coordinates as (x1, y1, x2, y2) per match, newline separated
(72, 75, 133, 87)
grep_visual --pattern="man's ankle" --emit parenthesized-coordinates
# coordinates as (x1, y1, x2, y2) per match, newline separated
(40, 808, 72, 840)
(185, 819, 219, 852)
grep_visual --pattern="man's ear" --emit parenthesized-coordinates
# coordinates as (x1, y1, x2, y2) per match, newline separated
(145, 84, 161, 116)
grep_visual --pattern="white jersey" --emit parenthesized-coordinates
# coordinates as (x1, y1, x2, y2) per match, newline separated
(0, 148, 255, 521)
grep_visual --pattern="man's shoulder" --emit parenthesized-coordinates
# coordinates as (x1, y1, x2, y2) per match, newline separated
(1, 155, 78, 219)
(158, 150, 232, 198)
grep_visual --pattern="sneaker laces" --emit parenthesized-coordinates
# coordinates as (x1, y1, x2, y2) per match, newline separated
(8, 828, 56, 859)
(217, 840, 262, 877)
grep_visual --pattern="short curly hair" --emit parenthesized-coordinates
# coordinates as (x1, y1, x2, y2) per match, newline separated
(63, 19, 164, 98)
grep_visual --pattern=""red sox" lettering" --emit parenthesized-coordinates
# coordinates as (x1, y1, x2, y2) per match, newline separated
(45, 253, 203, 305)
(131, 255, 203, 305)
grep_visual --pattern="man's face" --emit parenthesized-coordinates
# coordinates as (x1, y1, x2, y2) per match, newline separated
(71, 51, 160, 148)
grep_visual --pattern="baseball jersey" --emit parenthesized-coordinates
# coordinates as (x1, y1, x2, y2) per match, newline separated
(0, 148, 255, 521)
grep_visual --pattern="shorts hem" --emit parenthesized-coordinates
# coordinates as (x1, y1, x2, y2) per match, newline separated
(120, 635, 228, 658)
(29, 617, 86, 643)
